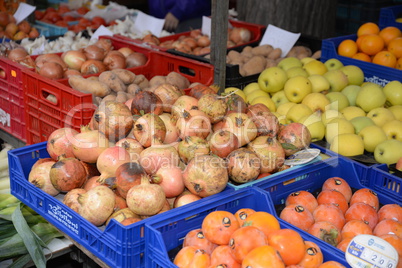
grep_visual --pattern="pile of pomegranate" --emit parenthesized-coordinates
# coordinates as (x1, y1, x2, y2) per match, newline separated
(28, 82, 312, 227)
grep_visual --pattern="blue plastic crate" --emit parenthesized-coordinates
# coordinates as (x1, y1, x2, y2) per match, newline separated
(368, 164, 402, 200)
(34, 21, 68, 37)
(144, 187, 349, 268)
(379, 5, 402, 29)
(321, 34, 402, 86)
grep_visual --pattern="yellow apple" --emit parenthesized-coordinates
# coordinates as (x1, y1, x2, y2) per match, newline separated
(246, 89, 270, 104)
(349, 116, 375, 134)
(308, 74, 330, 93)
(326, 91, 350, 111)
(340, 106, 366, 121)
(358, 125, 388, 152)
(284, 76, 312, 103)
(258, 67, 288, 93)
(299, 113, 325, 141)
(388, 105, 402, 121)
(301, 57, 316, 66)
(286, 66, 309, 78)
(382, 120, 402, 142)
(301, 92, 330, 114)
(383, 80, 402, 106)
(277, 57, 302, 71)
(356, 82, 386, 112)
(374, 139, 402, 165)
(321, 109, 345, 126)
(250, 96, 276, 112)
(325, 117, 355, 144)
(243, 82, 261, 96)
(366, 107, 395, 127)
(324, 58, 344, 71)
(323, 69, 349, 92)
(303, 59, 328, 76)
(224, 87, 246, 101)
(341, 85, 361, 106)
(330, 133, 364, 156)
(286, 103, 313, 123)
(340, 65, 365, 86)
(271, 90, 290, 108)
(277, 102, 297, 116)
(272, 112, 288, 125)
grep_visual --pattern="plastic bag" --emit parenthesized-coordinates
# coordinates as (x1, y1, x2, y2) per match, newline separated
(84, 1, 129, 24)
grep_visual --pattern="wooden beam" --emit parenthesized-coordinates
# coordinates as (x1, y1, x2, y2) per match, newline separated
(210, 0, 229, 94)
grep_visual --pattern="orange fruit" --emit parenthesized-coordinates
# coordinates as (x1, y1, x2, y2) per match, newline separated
(359, 34, 385, 55)
(372, 51, 397, 68)
(379, 26, 402, 46)
(357, 22, 380, 37)
(356, 35, 365, 51)
(352, 52, 372, 62)
(396, 57, 402, 70)
(337, 39, 358, 57)
(388, 37, 402, 58)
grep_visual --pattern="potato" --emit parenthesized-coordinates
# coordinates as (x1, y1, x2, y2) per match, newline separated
(111, 69, 136, 84)
(242, 46, 253, 53)
(240, 50, 253, 60)
(312, 50, 322, 59)
(127, 83, 141, 95)
(265, 58, 277, 68)
(267, 48, 282, 60)
(286, 47, 298, 57)
(241, 56, 266, 76)
(251, 44, 273, 57)
(149, 75, 166, 88)
(166, 71, 190, 90)
(227, 50, 241, 63)
(133, 74, 149, 89)
(69, 76, 111, 97)
(99, 71, 127, 93)
(115, 91, 129, 103)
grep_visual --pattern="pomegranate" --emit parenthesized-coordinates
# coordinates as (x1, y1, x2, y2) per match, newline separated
(126, 176, 166, 216)
(83, 176, 102, 191)
(152, 165, 185, 198)
(225, 93, 248, 114)
(183, 154, 228, 198)
(221, 112, 258, 147)
(248, 136, 285, 173)
(106, 207, 141, 226)
(178, 136, 210, 164)
(198, 94, 228, 124)
(130, 90, 163, 115)
(152, 83, 184, 113)
(226, 148, 261, 184)
(49, 156, 88, 192)
(159, 113, 180, 145)
(277, 122, 312, 156)
(46, 127, 79, 160)
(209, 130, 239, 158)
(171, 95, 199, 122)
(188, 84, 217, 99)
(115, 138, 144, 162)
(71, 128, 111, 163)
(173, 190, 202, 208)
(133, 113, 166, 147)
(139, 143, 180, 175)
(96, 146, 131, 183)
(114, 195, 128, 211)
(247, 105, 280, 137)
(78, 185, 116, 226)
(63, 188, 87, 213)
(31, 158, 55, 170)
(28, 161, 59, 196)
(115, 162, 147, 199)
(176, 109, 212, 140)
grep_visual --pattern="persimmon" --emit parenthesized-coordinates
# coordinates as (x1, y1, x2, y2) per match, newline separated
(234, 208, 256, 226)
(379, 26, 402, 46)
(297, 240, 324, 268)
(313, 203, 346, 231)
(345, 202, 379, 230)
(336, 237, 353, 252)
(242, 211, 280, 237)
(285, 190, 318, 213)
(321, 177, 352, 202)
(202, 211, 240, 245)
(378, 234, 402, 257)
(174, 246, 198, 267)
(267, 228, 306, 266)
(317, 261, 347, 267)
(359, 34, 385, 56)
(377, 204, 402, 222)
(338, 39, 358, 57)
(357, 22, 380, 37)
(388, 37, 402, 58)
(373, 219, 402, 238)
(316, 189, 349, 215)
(183, 228, 218, 254)
(241, 245, 285, 268)
(372, 51, 397, 68)
(279, 204, 314, 231)
(341, 219, 373, 239)
(210, 245, 241, 268)
(308, 221, 342, 247)
(228, 226, 268, 263)
(189, 249, 211, 268)
(349, 188, 380, 211)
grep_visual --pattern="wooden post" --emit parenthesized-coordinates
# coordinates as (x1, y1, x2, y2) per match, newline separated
(210, 0, 229, 94)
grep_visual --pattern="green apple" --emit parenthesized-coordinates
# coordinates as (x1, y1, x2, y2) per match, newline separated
(308, 75, 331, 93)
(326, 92, 350, 111)
(349, 116, 375, 134)
(358, 125, 388, 152)
(356, 82, 386, 112)
(341, 85, 361, 106)
(286, 103, 313, 123)
(276, 102, 297, 116)
(321, 109, 345, 126)
(224, 87, 246, 101)
(388, 105, 402, 121)
(301, 92, 330, 114)
(301, 57, 316, 66)
(330, 133, 364, 156)
(258, 67, 288, 93)
(246, 89, 270, 104)
(374, 139, 402, 165)
(250, 96, 276, 112)
(271, 90, 290, 108)
(383, 80, 402, 106)
(324, 58, 344, 71)
(323, 70, 349, 92)
(382, 120, 402, 142)
(340, 106, 366, 121)
(325, 117, 355, 144)
(340, 65, 365, 86)
(299, 113, 325, 141)
(277, 57, 303, 71)
(243, 82, 261, 96)
(284, 76, 312, 103)
(303, 60, 328, 76)
(286, 66, 309, 78)
(366, 107, 395, 127)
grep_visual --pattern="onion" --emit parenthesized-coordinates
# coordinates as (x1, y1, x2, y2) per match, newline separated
(103, 51, 126, 70)
(229, 27, 251, 44)
(152, 165, 184, 198)
(35, 54, 68, 71)
(64, 69, 82, 78)
(125, 52, 148, 68)
(80, 59, 107, 75)
(84, 45, 106, 61)
(28, 161, 59, 196)
(38, 62, 65, 80)
(7, 48, 28, 62)
(118, 47, 134, 58)
(94, 38, 113, 54)
(197, 36, 210, 47)
(63, 50, 87, 70)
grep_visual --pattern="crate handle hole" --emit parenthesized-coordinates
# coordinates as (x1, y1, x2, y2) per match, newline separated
(0, 67, 5, 79)
(41, 90, 58, 105)
(178, 66, 196, 77)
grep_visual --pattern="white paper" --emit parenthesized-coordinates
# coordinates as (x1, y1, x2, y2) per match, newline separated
(260, 24, 301, 57)
(91, 25, 114, 40)
(201, 16, 211, 37)
(13, 3, 36, 25)
(132, 11, 165, 37)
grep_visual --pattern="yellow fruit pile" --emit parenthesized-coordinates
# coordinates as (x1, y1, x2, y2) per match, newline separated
(236, 57, 402, 165)
(337, 22, 402, 69)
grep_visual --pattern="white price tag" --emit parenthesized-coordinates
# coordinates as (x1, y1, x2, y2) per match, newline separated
(132, 11, 165, 37)
(91, 25, 114, 40)
(201, 16, 211, 37)
(13, 3, 36, 25)
(259, 24, 300, 57)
